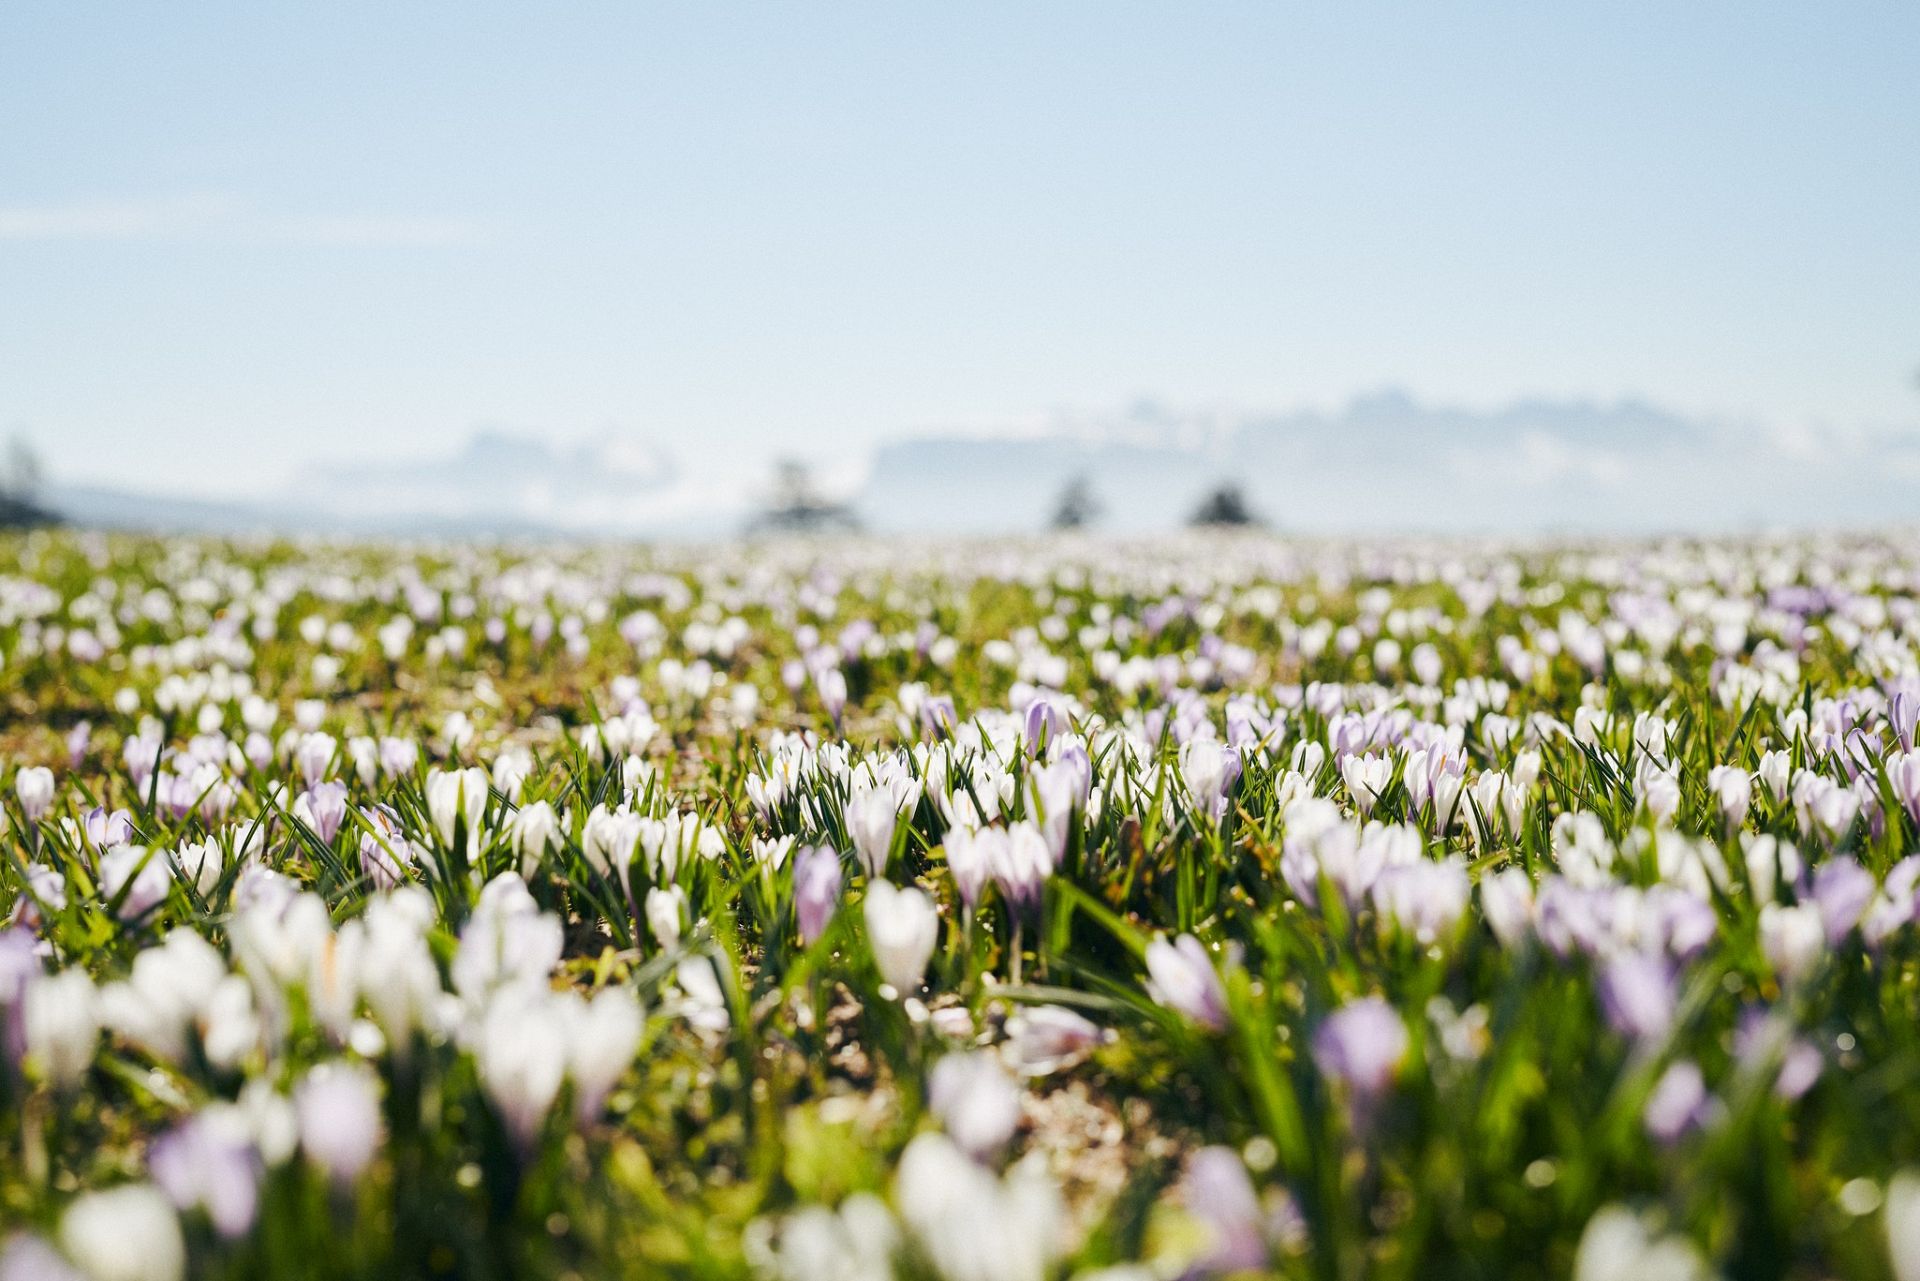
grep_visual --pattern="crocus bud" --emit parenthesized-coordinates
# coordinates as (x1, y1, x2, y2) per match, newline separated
(149, 1111, 262, 1240)
(294, 732, 336, 787)
(1642, 1059, 1709, 1145)
(99, 847, 169, 923)
(565, 988, 643, 1124)
(1180, 1147, 1279, 1274)
(294, 782, 348, 844)
(1597, 952, 1676, 1044)
(1706, 765, 1752, 828)
(928, 1051, 1022, 1159)
(13, 766, 54, 821)
(1757, 750, 1792, 804)
(1313, 996, 1409, 1100)
(991, 821, 1053, 918)
(1759, 902, 1825, 986)
(358, 808, 417, 891)
(1888, 1170, 1920, 1281)
(59, 1183, 186, 1281)
(1479, 867, 1535, 949)
(60, 723, 90, 770)
(23, 969, 98, 1089)
(295, 1062, 384, 1185)
(793, 846, 843, 946)
(863, 880, 938, 995)
(644, 885, 686, 950)
(1144, 934, 1228, 1031)
(844, 785, 901, 879)
(425, 767, 490, 852)
(511, 801, 561, 874)
(943, 826, 998, 910)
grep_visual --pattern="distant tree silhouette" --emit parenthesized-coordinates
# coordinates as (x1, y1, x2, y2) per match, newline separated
(0, 434, 59, 529)
(1049, 474, 1102, 531)
(1189, 482, 1260, 528)
(748, 458, 860, 535)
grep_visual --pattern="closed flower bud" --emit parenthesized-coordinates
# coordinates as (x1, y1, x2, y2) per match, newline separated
(13, 766, 55, 822)
(1145, 934, 1229, 1032)
(863, 880, 938, 996)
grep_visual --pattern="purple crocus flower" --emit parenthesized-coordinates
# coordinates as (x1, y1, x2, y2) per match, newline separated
(793, 845, 843, 946)
(297, 782, 350, 845)
(0, 1234, 82, 1281)
(1811, 858, 1875, 945)
(1022, 696, 1066, 753)
(0, 928, 39, 1066)
(1597, 952, 1677, 1045)
(1733, 1007, 1823, 1102)
(1313, 996, 1409, 1099)
(64, 722, 91, 770)
(919, 694, 957, 739)
(1643, 1059, 1709, 1145)
(81, 807, 134, 852)
(1179, 1147, 1270, 1273)
(1892, 689, 1919, 753)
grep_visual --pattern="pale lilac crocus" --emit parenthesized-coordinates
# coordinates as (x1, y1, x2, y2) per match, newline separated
(793, 846, 842, 946)
(1145, 934, 1229, 1032)
(149, 1112, 262, 1239)
(13, 767, 54, 822)
(927, 1051, 1022, 1159)
(58, 1184, 185, 1281)
(1597, 952, 1677, 1044)
(1479, 866, 1535, 949)
(1733, 1007, 1823, 1102)
(358, 807, 417, 891)
(81, 807, 133, 852)
(991, 821, 1053, 918)
(295, 782, 349, 845)
(98, 847, 169, 922)
(295, 1062, 384, 1185)
(1643, 1059, 1709, 1145)
(1811, 857, 1875, 945)
(1758, 903, 1825, 987)
(1178, 1146, 1304, 1273)
(1313, 996, 1409, 1100)
(1180, 1147, 1268, 1273)
(942, 826, 998, 910)
(1002, 1005, 1105, 1076)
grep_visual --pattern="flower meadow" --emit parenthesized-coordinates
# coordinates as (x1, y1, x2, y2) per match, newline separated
(10, 531, 1920, 1280)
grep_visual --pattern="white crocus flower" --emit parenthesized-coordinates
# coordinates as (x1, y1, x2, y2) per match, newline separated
(863, 880, 939, 996)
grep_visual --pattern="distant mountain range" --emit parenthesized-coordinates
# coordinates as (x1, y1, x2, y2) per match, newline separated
(44, 392, 1920, 539)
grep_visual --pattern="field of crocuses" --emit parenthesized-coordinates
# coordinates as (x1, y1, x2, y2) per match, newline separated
(9, 529, 1920, 1279)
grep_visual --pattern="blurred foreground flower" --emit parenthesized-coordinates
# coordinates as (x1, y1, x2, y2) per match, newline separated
(864, 880, 938, 995)
(58, 1184, 185, 1281)
(1144, 934, 1227, 1031)
(1573, 1204, 1710, 1281)
(895, 1132, 1064, 1281)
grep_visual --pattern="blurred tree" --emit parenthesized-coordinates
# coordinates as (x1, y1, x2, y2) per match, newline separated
(0, 434, 59, 528)
(1189, 482, 1260, 528)
(749, 458, 860, 535)
(1049, 474, 1101, 530)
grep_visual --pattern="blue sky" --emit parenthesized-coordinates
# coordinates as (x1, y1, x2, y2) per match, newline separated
(2, 3, 1915, 499)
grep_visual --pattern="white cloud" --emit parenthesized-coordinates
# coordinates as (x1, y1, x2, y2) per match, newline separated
(0, 193, 493, 247)
(0, 193, 240, 240)
(265, 214, 494, 248)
